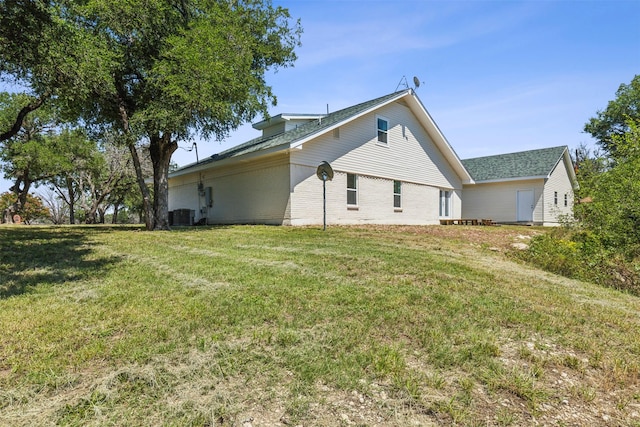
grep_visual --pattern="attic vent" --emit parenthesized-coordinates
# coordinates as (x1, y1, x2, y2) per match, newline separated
(333, 127, 340, 139)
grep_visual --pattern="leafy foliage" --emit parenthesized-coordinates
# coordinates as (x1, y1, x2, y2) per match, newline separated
(584, 75, 640, 158)
(0, 191, 49, 224)
(516, 228, 640, 295)
(578, 121, 640, 256)
(0, 0, 302, 230)
(523, 76, 640, 294)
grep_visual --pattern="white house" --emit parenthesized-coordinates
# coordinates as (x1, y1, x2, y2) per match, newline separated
(460, 146, 578, 226)
(168, 89, 472, 225)
(168, 90, 577, 226)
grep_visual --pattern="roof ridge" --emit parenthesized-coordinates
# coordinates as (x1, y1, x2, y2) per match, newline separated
(462, 145, 566, 161)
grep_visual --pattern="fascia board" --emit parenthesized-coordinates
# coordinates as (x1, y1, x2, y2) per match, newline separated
(563, 148, 580, 189)
(473, 175, 547, 184)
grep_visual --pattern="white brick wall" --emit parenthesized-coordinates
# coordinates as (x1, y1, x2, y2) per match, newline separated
(289, 170, 454, 225)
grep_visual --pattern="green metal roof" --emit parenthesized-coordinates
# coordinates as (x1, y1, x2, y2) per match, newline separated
(174, 90, 408, 172)
(461, 146, 568, 182)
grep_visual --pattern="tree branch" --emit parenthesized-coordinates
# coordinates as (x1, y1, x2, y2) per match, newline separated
(0, 92, 50, 142)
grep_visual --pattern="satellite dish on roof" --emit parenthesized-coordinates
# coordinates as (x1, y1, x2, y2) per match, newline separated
(413, 76, 421, 89)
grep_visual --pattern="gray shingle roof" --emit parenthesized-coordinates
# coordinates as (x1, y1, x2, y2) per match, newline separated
(461, 146, 568, 182)
(174, 90, 407, 172)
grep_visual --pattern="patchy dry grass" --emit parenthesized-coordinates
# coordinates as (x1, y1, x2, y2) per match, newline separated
(0, 224, 638, 426)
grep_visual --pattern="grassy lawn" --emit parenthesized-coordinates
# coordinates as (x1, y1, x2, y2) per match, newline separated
(0, 225, 638, 426)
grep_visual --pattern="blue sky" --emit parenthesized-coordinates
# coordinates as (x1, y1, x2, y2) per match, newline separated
(2, 0, 639, 193)
(172, 0, 639, 165)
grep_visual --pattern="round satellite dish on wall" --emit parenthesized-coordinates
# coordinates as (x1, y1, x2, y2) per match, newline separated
(316, 161, 334, 181)
(413, 76, 421, 89)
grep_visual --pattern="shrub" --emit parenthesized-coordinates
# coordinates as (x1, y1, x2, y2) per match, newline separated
(516, 229, 640, 296)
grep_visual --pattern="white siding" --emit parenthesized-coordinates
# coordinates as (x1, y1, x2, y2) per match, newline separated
(543, 159, 575, 225)
(290, 101, 462, 189)
(168, 154, 291, 225)
(462, 179, 545, 223)
(289, 171, 454, 226)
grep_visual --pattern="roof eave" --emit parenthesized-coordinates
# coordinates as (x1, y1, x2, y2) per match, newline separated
(169, 143, 290, 178)
(470, 175, 548, 184)
(562, 147, 580, 190)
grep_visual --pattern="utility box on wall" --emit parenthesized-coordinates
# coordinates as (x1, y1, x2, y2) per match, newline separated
(204, 187, 212, 207)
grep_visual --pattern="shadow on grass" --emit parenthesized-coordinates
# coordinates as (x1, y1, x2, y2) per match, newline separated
(0, 226, 122, 299)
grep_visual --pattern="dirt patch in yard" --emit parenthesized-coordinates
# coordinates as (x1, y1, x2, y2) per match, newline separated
(343, 224, 543, 252)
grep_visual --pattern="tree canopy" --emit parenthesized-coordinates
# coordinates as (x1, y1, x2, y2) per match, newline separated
(0, 92, 70, 221)
(0, 0, 302, 229)
(522, 75, 640, 294)
(584, 74, 640, 158)
(0, 191, 49, 224)
(579, 75, 640, 257)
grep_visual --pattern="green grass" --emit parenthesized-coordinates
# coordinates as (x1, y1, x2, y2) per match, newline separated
(1, 225, 639, 426)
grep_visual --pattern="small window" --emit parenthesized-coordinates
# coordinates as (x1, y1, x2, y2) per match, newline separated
(564, 193, 568, 207)
(439, 190, 451, 217)
(377, 117, 388, 144)
(347, 173, 358, 206)
(554, 191, 558, 205)
(333, 127, 340, 139)
(393, 180, 402, 209)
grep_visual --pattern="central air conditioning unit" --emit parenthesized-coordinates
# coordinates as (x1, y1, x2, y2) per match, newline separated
(171, 209, 195, 226)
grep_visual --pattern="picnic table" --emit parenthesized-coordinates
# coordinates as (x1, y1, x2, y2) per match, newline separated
(439, 218, 479, 226)
(439, 219, 496, 226)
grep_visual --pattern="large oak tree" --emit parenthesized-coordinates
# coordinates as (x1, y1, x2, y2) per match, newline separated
(0, 0, 301, 229)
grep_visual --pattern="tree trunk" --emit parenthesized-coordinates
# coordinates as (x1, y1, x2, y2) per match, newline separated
(85, 207, 97, 224)
(127, 141, 154, 230)
(9, 176, 31, 223)
(149, 133, 177, 230)
(66, 176, 76, 224)
(117, 96, 154, 230)
(112, 203, 120, 224)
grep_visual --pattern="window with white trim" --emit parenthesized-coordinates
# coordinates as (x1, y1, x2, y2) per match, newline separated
(347, 173, 358, 206)
(439, 190, 451, 217)
(393, 180, 402, 209)
(377, 116, 388, 144)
